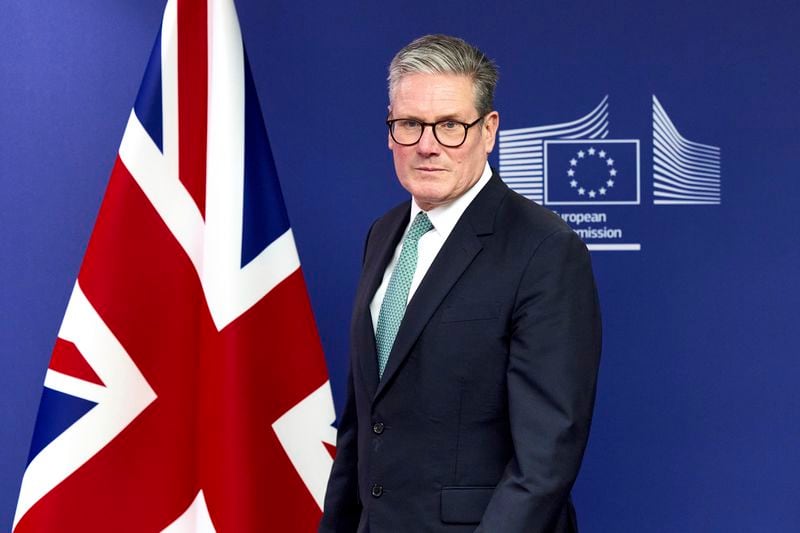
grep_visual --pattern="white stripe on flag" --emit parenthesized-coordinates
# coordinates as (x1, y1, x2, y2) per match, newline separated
(161, 490, 216, 533)
(44, 370, 107, 405)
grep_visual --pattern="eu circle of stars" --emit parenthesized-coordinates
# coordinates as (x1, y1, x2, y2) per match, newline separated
(565, 146, 618, 199)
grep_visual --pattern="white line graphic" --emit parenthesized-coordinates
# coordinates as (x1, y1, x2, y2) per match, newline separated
(498, 97, 610, 203)
(652, 95, 721, 205)
(587, 244, 641, 251)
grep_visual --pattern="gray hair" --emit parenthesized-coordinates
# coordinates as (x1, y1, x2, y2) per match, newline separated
(388, 34, 499, 117)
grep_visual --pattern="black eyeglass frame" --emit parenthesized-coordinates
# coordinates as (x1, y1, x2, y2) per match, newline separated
(386, 115, 485, 148)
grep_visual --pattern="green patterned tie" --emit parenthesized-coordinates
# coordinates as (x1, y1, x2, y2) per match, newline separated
(375, 212, 433, 378)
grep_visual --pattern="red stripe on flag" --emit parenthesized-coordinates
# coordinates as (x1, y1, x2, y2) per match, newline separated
(49, 339, 105, 387)
(177, 0, 208, 217)
(200, 269, 328, 532)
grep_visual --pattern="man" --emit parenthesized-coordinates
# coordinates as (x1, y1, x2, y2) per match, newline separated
(320, 35, 601, 533)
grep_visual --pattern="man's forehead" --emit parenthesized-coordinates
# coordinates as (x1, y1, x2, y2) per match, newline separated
(390, 73, 477, 118)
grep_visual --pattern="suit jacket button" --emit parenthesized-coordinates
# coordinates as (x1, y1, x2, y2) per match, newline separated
(371, 484, 383, 498)
(372, 421, 385, 434)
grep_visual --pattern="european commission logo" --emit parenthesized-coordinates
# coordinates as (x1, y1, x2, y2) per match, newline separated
(498, 95, 721, 252)
(498, 95, 721, 206)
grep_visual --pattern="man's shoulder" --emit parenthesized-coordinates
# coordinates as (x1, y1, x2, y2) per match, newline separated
(489, 179, 591, 278)
(504, 190, 569, 231)
(492, 176, 573, 242)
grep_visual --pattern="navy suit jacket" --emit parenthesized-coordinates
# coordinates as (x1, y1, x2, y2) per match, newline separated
(320, 173, 602, 533)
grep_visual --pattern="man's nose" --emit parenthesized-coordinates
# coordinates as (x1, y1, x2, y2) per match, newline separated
(416, 125, 441, 155)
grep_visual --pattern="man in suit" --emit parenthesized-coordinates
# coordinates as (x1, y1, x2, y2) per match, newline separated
(320, 35, 601, 533)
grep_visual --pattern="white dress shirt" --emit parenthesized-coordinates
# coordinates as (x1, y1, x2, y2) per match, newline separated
(370, 162, 493, 332)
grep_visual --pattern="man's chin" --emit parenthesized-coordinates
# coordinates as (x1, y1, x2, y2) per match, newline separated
(411, 190, 450, 211)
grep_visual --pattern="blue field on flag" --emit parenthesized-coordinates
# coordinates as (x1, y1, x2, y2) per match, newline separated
(544, 140, 640, 205)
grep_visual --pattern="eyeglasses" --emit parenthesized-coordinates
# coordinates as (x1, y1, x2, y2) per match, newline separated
(386, 116, 484, 148)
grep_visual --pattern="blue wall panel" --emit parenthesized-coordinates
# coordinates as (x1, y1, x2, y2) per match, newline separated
(2, 0, 799, 530)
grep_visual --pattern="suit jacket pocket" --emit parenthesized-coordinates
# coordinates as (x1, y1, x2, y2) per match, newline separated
(440, 302, 499, 323)
(440, 486, 495, 524)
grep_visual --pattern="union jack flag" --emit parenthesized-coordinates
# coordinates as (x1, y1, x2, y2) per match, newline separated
(13, 0, 336, 531)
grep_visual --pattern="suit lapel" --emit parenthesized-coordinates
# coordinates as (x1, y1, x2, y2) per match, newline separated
(353, 203, 410, 399)
(374, 173, 508, 403)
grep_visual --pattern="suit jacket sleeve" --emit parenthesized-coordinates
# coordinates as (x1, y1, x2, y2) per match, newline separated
(318, 363, 361, 533)
(319, 220, 379, 532)
(476, 229, 602, 532)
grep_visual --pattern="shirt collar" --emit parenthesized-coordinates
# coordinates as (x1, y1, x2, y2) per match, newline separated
(409, 162, 493, 241)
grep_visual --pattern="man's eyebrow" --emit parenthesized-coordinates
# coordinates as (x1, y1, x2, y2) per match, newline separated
(433, 114, 464, 122)
(392, 113, 466, 122)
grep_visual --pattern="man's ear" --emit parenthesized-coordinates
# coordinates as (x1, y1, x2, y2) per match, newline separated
(483, 111, 500, 154)
(387, 104, 393, 150)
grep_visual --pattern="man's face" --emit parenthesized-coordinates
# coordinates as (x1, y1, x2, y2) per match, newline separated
(388, 73, 499, 211)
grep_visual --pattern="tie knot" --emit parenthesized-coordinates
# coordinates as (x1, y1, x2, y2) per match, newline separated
(405, 212, 433, 243)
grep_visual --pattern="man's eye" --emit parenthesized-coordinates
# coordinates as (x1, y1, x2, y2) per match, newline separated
(440, 121, 459, 130)
(398, 120, 420, 129)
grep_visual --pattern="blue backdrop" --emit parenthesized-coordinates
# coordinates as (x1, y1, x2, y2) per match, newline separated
(2, 0, 799, 531)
